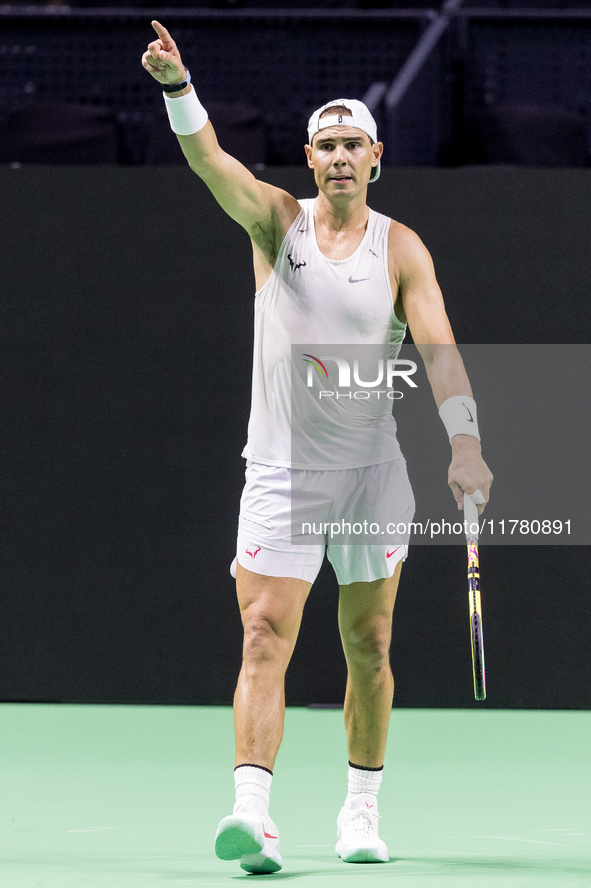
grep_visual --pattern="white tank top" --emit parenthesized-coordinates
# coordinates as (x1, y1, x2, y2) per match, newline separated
(242, 198, 407, 470)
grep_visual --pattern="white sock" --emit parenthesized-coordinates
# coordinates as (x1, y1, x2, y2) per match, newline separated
(234, 764, 272, 815)
(344, 763, 383, 810)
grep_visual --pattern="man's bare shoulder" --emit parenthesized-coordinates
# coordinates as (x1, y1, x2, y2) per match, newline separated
(249, 183, 301, 258)
(256, 183, 301, 231)
(387, 218, 428, 255)
(387, 219, 433, 281)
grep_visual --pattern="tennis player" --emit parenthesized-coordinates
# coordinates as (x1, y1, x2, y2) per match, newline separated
(142, 20, 492, 874)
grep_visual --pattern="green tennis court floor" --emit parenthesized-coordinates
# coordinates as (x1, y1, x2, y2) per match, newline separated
(0, 705, 589, 887)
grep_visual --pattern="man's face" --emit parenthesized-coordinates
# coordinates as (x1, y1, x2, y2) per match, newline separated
(305, 126, 382, 193)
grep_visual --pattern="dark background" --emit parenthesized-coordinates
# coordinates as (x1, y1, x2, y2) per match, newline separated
(1, 165, 589, 708)
(2, 8, 591, 169)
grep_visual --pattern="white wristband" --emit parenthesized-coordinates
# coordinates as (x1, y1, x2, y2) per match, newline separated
(164, 86, 208, 136)
(438, 395, 480, 443)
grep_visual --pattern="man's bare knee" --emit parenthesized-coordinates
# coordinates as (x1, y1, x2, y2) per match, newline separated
(244, 614, 277, 652)
(241, 613, 290, 671)
(344, 623, 392, 675)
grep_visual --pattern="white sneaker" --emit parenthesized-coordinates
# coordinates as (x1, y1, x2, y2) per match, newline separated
(215, 806, 283, 874)
(335, 794, 389, 863)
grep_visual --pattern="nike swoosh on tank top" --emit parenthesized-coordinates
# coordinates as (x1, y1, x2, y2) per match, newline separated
(242, 198, 407, 470)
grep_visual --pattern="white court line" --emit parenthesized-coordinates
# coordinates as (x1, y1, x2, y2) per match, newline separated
(456, 835, 564, 846)
(540, 829, 590, 835)
(66, 826, 129, 833)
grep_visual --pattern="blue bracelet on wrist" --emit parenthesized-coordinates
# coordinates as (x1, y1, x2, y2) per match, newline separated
(162, 68, 191, 93)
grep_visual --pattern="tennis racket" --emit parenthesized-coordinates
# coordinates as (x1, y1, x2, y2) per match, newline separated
(464, 492, 486, 701)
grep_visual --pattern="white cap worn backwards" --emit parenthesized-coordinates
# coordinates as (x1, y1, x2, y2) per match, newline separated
(307, 98, 380, 183)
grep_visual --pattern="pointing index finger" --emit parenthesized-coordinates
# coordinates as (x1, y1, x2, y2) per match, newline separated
(151, 20, 174, 47)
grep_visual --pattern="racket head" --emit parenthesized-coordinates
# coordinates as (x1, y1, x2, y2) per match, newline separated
(468, 539, 486, 700)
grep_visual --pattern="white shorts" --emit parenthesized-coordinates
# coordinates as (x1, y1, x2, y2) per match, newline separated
(231, 460, 415, 586)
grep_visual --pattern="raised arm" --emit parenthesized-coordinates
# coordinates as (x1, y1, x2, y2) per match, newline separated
(390, 223, 493, 511)
(141, 21, 299, 262)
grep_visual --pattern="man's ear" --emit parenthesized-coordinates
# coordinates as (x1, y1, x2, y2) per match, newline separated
(372, 141, 384, 168)
(304, 144, 314, 169)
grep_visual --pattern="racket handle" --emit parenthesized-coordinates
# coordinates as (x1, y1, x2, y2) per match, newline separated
(463, 489, 482, 541)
